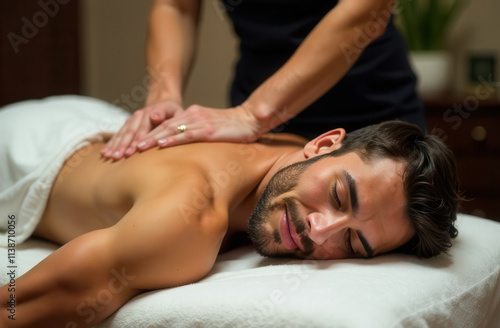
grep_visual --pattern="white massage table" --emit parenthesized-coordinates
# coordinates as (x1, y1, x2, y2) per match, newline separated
(1, 213, 499, 327)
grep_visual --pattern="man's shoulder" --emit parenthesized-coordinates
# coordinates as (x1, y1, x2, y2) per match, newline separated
(259, 133, 309, 146)
(132, 165, 226, 226)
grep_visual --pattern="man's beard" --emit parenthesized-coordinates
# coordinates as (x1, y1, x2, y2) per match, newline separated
(248, 156, 322, 258)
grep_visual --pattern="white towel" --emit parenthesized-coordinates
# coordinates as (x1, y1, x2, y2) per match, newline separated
(0, 95, 129, 245)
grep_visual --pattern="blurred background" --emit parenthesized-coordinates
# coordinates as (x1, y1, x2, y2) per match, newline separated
(0, 0, 499, 220)
(2, 0, 498, 109)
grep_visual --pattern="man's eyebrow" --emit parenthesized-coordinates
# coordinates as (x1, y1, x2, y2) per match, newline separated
(356, 230, 374, 258)
(342, 170, 359, 216)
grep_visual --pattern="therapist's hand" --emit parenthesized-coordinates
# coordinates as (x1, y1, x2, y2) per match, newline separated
(101, 100, 183, 160)
(134, 104, 262, 151)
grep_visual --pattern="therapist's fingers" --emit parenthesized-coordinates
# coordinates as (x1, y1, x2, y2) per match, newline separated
(102, 110, 149, 160)
(131, 101, 184, 152)
(130, 104, 172, 153)
(102, 101, 184, 160)
(150, 106, 169, 125)
(122, 107, 165, 157)
(136, 105, 262, 149)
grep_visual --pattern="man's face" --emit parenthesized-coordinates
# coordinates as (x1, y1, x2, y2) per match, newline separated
(248, 151, 414, 260)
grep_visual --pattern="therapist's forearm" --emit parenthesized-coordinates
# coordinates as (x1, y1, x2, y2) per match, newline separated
(146, 0, 200, 105)
(242, 0, 394, 133)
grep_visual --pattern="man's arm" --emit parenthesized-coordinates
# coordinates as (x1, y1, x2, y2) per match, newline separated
(0, 184, 225, 327)
(0, 229, 138, 327)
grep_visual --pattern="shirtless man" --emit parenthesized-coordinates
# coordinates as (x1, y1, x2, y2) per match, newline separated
(0, 96, 460, 327)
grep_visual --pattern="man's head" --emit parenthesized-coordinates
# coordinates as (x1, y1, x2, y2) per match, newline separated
(248, 121, 460, 260)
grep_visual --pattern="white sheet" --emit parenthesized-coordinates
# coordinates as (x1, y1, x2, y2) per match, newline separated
(1, 214, 499, 327)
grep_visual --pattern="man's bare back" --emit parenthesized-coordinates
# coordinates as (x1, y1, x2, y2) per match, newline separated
(35, 136, 305, 246)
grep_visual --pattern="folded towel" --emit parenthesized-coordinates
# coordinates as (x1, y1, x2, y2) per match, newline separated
(0, 95, 129, 245)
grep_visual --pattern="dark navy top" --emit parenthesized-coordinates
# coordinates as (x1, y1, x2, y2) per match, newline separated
(221, 0, 426, 139)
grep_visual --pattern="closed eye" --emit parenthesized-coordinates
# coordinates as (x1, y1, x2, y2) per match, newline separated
(333, 183, 342, 209)
(345, 229, 354, 255)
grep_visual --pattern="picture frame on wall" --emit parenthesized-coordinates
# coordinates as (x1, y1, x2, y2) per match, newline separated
(467, 53, 497, 98)
(469, 54, 495, 83)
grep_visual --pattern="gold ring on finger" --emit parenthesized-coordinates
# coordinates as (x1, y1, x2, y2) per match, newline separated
(177, 124, 187, 134)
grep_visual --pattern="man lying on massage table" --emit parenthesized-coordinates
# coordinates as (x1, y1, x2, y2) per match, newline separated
(0, 96, 460, 327)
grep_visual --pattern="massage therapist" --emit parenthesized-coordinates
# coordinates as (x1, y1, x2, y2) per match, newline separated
(102, 0, 426, 160)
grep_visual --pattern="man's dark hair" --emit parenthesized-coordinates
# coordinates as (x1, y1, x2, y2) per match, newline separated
(328, 121, 460, 258)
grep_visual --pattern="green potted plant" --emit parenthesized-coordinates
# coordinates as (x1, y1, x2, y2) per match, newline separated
(396, 0, 465, 97)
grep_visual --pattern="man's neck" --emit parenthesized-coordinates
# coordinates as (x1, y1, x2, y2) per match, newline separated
(226, 134, 308, 232)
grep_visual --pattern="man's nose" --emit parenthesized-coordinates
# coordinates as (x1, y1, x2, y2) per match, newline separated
(307, 211, 347, 245)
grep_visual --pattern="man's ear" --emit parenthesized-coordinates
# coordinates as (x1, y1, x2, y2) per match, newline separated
(303, 128, 346, 159)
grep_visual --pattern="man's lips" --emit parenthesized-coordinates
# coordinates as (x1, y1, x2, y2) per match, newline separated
(281, 207, 302, 250)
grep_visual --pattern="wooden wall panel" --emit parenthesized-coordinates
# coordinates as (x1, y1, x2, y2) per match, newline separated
(0, 0, 80, 106)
